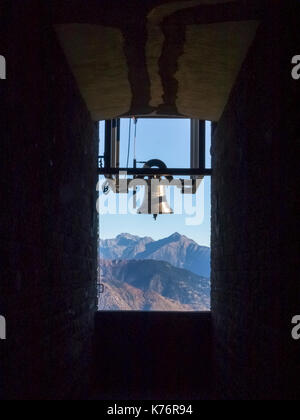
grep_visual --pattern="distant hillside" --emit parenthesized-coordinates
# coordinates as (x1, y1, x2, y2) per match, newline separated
(99, 279, 193, 312)
(100, 233, 210, 278)
(99, 259, 210, 311)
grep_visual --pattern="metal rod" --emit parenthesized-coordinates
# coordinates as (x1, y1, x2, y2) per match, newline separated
(104, 120, 112, 169)
(111, 119, 116, 168)
(133, 118, 137, 168)
(126, 119, 132, 168)
(199, 120, 206, 171)
(190, 119, 206, 173)
(110, 119, 120, 168)
(116, 119, 120, 168)
(191, 119, 199, 170)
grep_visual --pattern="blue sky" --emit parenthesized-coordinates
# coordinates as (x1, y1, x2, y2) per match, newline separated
(99, 119, 211, 247)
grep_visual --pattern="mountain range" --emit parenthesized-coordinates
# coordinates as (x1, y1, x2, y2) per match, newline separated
(100, 232, 210, 278)
(98, 233, 211, 311)
(99, 259, 210, 311)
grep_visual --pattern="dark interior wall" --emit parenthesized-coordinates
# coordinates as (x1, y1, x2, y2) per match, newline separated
(211, 1, 300, 400)
(0, 1, 98, 399)
(93, 312, 213, 400)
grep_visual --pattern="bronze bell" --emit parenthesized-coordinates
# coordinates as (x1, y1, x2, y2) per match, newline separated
(137, 179, 173, 220)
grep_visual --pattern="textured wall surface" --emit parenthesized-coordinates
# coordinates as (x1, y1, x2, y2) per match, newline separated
(53, 0, 263, 120)
(0, 1, 98, 400)
(211, 2, 300, 400)
(93, 312, 213, 400)
(55, 24, 132, 120)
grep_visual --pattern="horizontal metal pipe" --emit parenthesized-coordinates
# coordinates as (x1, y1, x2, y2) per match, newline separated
(98, 168, 212, 176)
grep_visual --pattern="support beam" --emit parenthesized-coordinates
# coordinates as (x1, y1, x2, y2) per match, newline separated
(98, 168, 212, 176)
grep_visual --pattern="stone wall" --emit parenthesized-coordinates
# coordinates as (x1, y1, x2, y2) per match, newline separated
(211, 1, 300, 400)
(0, 1, 98, 399)
(93, 312, 213, 400)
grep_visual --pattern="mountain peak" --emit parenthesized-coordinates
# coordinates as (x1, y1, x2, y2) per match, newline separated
(100, 233, 211, 278)
(116, 233, 137, 240)
(168, 232, 182, 240)
(115, 233, 154, 242)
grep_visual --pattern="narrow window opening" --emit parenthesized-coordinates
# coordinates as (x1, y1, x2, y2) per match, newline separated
(97, 118, 211, 312)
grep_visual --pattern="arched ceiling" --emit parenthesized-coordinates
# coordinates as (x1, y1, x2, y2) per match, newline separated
(52, 0, 268, 121)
